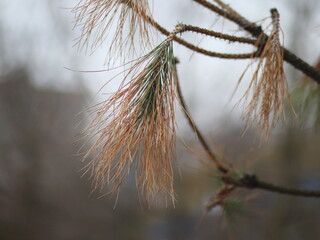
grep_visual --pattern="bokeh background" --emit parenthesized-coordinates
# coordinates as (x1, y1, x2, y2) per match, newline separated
(1, 0, 320, 239)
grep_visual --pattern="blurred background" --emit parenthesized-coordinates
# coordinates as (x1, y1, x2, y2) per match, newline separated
(0, 0, 320, 239)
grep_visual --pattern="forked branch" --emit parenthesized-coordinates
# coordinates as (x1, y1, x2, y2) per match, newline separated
(192, 0, 320, 82)
(74, 0, 320, 205)
(145, 16, 258, 59)
(173, 60, 320, 199)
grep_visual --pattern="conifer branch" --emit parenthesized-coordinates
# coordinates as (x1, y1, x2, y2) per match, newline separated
(174, 60, 320, 198)
(145, 16, 258, 59)
(223, 174, 320, 198)
(192, 0, 320, 82)
(173, 59, 230, 173)
(175, 24, 256, 45)
(73, 0, 320, 206)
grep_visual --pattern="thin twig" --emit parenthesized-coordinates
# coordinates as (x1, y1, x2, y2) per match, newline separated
(145, 16, 257, 59)
(159, 3, 320, 199)
(213, 0, 243, 18)
(223, 174, 320, 198)
(206, 185, 236, 211)
(192, 0, 320, 82)
(174, 55, 320, 198)
(174, 58, 320, 198)
(117, 0, 256, 59)
(177, 24, 256, 45)
(173, 60, 229, 173)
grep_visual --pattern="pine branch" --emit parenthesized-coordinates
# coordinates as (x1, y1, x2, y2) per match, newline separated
(192, 0, 320, 83)
(173, 59, 230, 173)
(223, 174, 320, 198)
(145, 16, 257, 59)
(174, 60, 320, 199)
(176, 24, 256, 45)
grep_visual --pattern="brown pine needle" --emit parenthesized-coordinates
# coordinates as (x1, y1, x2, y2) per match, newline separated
(238, 9, 292, 139)
(84, 41, 177, 204)
(73, 0, 153, 63)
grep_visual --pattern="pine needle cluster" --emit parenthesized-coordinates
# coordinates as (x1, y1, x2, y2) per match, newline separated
(73, 0, 153, 62)
(240, 9, 290, 139)
(85, 40, 177, 204)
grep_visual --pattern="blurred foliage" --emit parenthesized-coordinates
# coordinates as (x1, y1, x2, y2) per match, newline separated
(223, 199, 245, 220)
(291, 77, 320, 129)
